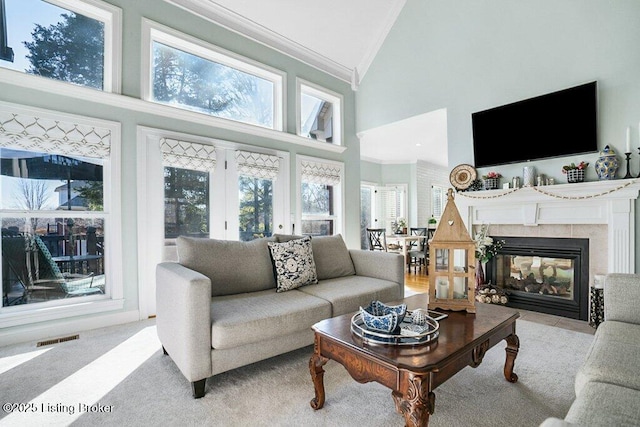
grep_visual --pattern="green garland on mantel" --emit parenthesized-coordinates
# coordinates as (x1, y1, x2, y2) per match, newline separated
(457, 180, 636, 200)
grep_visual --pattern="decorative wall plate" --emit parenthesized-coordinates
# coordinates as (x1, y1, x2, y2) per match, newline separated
(449, 164, 477, 190)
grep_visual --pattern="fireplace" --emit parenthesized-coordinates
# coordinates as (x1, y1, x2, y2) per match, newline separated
(486, 236, 589, 320)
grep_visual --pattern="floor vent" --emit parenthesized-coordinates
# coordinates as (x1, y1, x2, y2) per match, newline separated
(37, 334, 79, 347)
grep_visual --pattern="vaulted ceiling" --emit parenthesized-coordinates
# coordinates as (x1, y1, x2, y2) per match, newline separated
(169, 0, 448, 166)
(167, 0, 406, 87)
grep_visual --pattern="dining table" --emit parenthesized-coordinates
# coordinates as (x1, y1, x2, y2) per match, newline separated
(385, 233, 429, 266)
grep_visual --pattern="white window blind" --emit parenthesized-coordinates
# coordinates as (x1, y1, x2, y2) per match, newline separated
(300, 160, 341, 186)
(0, 111, 111, 159)
(235, 150, 280, 180)
(160, 138, 216, 172)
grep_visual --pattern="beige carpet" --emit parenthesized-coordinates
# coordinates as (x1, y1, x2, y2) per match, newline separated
(0, 317, 594, 426)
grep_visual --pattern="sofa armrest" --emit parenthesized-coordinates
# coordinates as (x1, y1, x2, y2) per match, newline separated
(604, 273, 640, 325)
(349, 249, 404, 297)
(156, 262, 213, 382)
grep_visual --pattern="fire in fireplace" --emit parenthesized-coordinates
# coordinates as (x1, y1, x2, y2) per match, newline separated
(485, 236, 589, 320)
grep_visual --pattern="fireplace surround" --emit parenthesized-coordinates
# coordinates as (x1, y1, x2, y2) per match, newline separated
(456, 179, 640, 319)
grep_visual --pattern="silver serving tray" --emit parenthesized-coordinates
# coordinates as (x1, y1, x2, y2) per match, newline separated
(350, 309, 444, 346)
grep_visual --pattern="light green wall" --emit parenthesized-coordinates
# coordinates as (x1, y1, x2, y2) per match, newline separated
(357, 0, 640, 180)
(0, 0, 360, 320)
(360, 160, 383, 185)
(357, 0, 640, 270)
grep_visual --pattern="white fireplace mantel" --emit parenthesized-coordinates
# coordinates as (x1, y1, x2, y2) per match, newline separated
(455, 179, 640, 273)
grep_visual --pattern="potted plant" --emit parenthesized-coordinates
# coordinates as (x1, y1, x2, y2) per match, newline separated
(396, 217, 407, 234)
(562, 161, 589, 183)
(482, 171, 502, 190)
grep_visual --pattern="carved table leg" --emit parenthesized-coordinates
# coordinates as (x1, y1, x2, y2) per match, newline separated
(309, 349, 329, 409)
(503, 333, 520, 383)
(392, 374, 435, 427)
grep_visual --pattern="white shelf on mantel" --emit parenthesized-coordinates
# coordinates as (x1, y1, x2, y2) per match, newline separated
(455, 178, 640, 274)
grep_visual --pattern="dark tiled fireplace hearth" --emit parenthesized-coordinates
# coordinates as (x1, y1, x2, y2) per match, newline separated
(486, 236, 589, 320)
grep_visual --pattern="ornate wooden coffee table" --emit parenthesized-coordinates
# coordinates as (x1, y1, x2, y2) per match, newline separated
(309, 294, 520, 426)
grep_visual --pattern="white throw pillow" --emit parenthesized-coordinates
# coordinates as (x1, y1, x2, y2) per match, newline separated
(268, 236, 318, 292)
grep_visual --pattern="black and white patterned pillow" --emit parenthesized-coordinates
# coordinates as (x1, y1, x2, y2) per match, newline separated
(268, 236, 318, 292)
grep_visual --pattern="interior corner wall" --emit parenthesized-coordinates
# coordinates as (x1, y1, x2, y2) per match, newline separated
(356, 0, 640, 180)
(356, 0, 640, 271)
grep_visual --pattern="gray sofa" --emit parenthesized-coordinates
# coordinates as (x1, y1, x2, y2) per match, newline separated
(156, 234, 404, 398)
(540, 273, 640, 426)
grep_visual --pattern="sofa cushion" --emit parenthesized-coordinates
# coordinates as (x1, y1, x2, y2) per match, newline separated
(268, 236, 318, 292)
(210, 289, 331, 349)
(575, 320, 640, 395)
(311, 234, 356, 280)
(298, 275, 401, 317)
(564, 382, 640, 426)
(176, 236, 277, 296)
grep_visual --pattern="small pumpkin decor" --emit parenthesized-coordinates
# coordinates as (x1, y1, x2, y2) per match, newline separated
(428, 188, 477, 313)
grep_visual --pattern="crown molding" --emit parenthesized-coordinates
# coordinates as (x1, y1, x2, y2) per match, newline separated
(164, 0, 354, 85)
(361, 156, 417, 165)
(354, 0, 406, 88)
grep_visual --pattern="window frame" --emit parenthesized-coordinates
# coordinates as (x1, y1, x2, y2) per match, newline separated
(0, 0, 122, 93)
(296, 155, 344, 237)
(431, 184, 445, 219)
(136, 126, 290, 318)
(141, 18, 285, 131)
(296, 78, 343, 146)
(0, 100, 123, 327)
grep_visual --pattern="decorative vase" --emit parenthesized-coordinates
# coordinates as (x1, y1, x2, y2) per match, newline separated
(523, 166, 536, 187)
(566, 169, 585, 183)
(475, 259, 485, 291)
(594, 145, 619, 180)
(483, 178, 499, 190)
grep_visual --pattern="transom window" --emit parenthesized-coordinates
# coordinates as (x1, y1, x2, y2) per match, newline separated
(0, 0, 122, 92)
(297, 79, 343, 146)
(143, 20, 284, 130)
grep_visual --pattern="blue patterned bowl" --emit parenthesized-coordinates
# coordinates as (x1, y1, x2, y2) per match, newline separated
(360, 307, 399, 333)
(363, 300, 407, 324)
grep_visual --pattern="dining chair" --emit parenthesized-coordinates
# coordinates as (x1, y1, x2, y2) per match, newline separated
(408, 227, 428, 273)
(366, 228, 387, 251)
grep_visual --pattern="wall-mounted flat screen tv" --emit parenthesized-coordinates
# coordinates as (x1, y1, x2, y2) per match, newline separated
(472, 81, 597, 168)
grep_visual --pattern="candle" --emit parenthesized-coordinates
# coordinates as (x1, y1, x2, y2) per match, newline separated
(626, 126, 631, 153)
(436, 279, 449, 299)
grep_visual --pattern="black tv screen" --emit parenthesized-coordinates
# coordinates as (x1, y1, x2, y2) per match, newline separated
(472, 81, 597, 168)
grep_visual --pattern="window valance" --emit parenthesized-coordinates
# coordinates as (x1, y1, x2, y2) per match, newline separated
(300, 160, 341, 186)
(0, 111, 111, 159)
(235, 150, 280, 180)
(160, 138, 217, 172)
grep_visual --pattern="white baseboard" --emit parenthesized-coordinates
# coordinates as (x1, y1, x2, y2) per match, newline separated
(0, 310, 142, 347)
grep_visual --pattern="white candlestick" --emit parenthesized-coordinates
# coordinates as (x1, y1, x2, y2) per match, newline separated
(626, 126, 631, 153)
